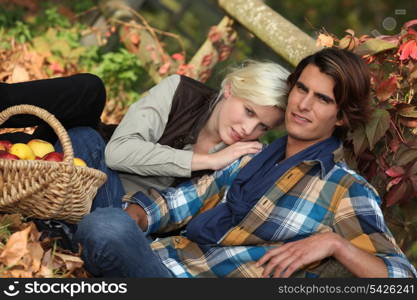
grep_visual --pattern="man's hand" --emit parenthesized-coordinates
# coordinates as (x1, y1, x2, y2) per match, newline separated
(125, 203, 148, 231)
(256, 232, 340, 278)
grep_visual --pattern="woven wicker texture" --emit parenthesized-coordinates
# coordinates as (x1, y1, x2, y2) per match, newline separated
(0, 105, 107, 223)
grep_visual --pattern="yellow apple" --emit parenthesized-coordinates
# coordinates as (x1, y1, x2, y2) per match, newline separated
(9, 143, 36, 160)
(73, 157, 87, 167)
(27, 139, 55, 158)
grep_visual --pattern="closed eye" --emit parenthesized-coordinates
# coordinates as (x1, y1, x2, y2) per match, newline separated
(245, 107, 255, 117)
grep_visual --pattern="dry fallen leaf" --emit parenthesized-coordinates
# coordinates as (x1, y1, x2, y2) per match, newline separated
(0, 224, 31, 266)
(11, 65, 30, 83)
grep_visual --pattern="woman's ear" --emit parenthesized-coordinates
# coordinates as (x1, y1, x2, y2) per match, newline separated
(223, 84, 231, 99)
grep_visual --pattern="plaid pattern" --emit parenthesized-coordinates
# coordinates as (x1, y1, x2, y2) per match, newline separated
(133, 149, 417, 278)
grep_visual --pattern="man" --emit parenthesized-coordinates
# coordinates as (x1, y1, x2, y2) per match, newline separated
(75, 48, 417, 278)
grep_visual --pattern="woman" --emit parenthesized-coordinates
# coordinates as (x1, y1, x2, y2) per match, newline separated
(0, 60, 289, 212)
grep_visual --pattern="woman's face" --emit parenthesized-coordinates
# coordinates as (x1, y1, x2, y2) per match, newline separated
(216, 93, 284, 145)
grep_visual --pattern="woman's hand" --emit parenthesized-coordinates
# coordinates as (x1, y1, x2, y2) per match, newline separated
(192, 141, 262, 171)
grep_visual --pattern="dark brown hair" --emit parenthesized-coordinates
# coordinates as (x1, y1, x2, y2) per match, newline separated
(287, 48, 373, 138)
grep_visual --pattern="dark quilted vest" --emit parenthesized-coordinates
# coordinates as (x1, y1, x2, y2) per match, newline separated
(158, 75, 219, 186)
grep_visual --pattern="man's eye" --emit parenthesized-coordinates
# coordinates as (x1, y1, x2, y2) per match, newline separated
(296, 84, 307, 93)
(318, 95, 330, 103)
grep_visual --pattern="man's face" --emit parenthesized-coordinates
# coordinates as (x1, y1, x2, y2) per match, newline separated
(285, 64, 344, 146)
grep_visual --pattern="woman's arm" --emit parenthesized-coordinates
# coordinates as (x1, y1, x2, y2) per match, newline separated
(105, 75, 195, 177)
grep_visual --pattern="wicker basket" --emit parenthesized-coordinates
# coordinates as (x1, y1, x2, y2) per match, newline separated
(0, 105, 107, 223)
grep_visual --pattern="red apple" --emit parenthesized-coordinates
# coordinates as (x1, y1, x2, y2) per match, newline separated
(42, 152, 64, 162)
(0, 140, 13, 151)
(0, 150, 20, 160)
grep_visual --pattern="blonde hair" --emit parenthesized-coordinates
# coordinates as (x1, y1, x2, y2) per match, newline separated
(220, 60, 289, 110)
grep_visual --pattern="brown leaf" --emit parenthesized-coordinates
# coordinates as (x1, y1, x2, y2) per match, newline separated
(11, 65, 29, 83)
(9, 269, 33, 278)
(0, 224, 31, 266)
(316, 33, 334, 48)
(54, 252, 84, 273)
(399, 117, 417, 128)
(397, 104, 417, 118)
(37, 249, 53, 278)
(27, 242, 44, 273)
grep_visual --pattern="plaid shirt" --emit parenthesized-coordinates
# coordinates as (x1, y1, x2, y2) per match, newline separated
(132, 146, 417, 278)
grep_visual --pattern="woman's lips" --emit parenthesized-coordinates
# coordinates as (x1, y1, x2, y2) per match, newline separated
(230, 128, 242, 141)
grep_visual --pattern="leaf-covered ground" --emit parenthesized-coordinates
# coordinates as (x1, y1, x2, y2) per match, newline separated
(0, 214, 89, 278)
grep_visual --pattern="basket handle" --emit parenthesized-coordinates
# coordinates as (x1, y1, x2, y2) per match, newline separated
(0, 105, 74, 164)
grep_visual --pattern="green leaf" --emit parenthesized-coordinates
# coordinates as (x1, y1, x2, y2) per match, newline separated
(32, 36, 50, 54)
(395, 149, 417, 166)
(365, 109, 390, 150)
(355, 38, 397, 56)
(397, 104, 417, 118)
(51, 39, 71, 57)
(350, 124, 369, 155)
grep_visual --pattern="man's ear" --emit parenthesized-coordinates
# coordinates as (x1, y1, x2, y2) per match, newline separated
(335, 118, 345, 127)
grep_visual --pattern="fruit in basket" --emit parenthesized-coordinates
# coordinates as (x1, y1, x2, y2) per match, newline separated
(27, 139, 55, 158)
(73, 157, 87, 167)
(0, 150, 19, 160)
(9, 143, 36, 160)
(42, 151, 64, 162)
(0, 140, 13, 151)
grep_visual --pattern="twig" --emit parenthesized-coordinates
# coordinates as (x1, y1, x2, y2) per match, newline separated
(110, 18, 186, 58)
(112, 3, 168, 62)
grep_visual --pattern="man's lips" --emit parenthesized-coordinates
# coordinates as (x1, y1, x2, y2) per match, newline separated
(291, 112, 312, 123)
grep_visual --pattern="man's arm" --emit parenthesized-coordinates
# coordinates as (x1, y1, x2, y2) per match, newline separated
(256, 231, 387, 278)
(126, 156, 248, 234)
(257, 181, 416, 278)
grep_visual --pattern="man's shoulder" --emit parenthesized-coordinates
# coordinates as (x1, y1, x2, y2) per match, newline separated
(330, 162, 381, 201)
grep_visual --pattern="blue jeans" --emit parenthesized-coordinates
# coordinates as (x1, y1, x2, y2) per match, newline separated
(54, 126, 124, 211)
(74, 207, 174, 277)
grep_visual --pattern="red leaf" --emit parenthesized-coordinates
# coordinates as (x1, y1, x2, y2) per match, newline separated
(403, 19, 417, 29)
(158, 61, 171, 75)
(376, 75, 398, 101)
(208, 26, 222, 43)
(385, 166, 405, 177)
(171, 53, 184, 61)
(384, 180, 408, 207)
(398, 39, 417, 61)
(130, 33, 140, 45)
(201, 53, 213, 66)
(49, 62, 64, 74)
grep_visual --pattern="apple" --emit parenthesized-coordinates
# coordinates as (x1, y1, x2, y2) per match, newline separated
(73, 157, 87, 167)
(0, 150, 19, 160)
(9, 143, 36, 160)
(42, 151, 64, 162)
(27, 139, 55, 158)
(0, 145, 5, 151)
(0, 140, 13, 151)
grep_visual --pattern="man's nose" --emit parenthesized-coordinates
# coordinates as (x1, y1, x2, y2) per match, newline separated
(298, 92, 314, 111)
